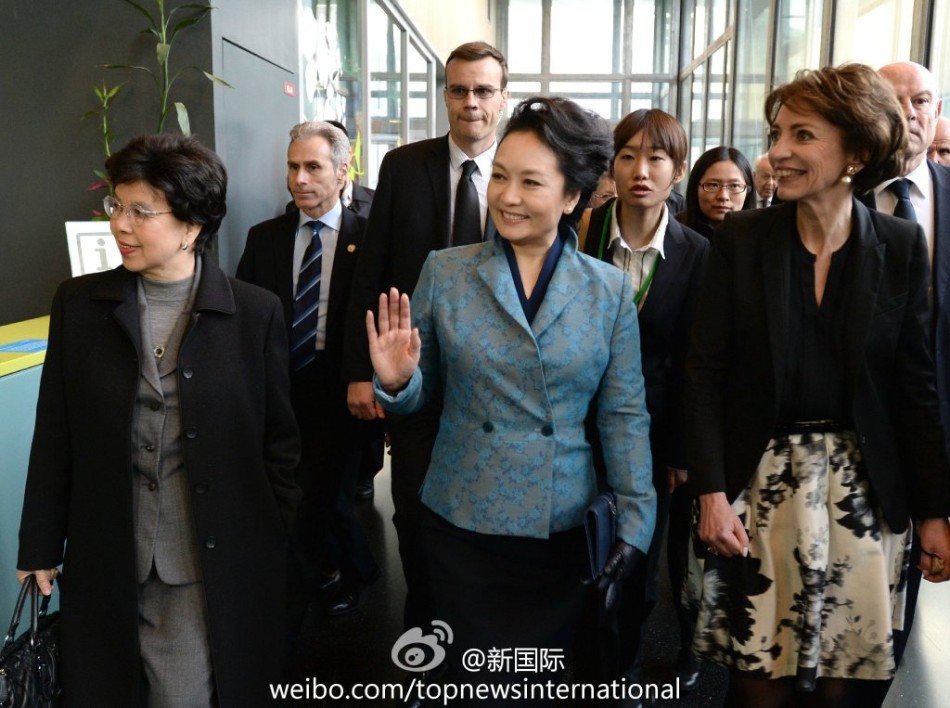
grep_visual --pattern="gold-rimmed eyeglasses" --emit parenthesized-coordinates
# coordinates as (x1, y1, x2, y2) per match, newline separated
(103, 195, 173, 224)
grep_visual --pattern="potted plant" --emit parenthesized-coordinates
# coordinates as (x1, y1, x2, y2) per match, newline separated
(68, 0, 229, 276)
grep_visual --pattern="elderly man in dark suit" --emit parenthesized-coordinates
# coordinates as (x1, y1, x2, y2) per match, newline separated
(344, 41, 509, 634)
(238, 121, 379, 621)
(856, 60, 950, 703)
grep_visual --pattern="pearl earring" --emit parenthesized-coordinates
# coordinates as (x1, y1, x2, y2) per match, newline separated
(181, 241, 189, 251)
(841, 165, 856, 184)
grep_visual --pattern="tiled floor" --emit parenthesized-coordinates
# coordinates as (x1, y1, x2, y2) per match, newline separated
(294, 463, 948, 706)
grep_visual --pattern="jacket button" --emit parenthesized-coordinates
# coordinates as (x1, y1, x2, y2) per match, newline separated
(182, 367, 194, 379)
(149, 402, 161, 411)
(204, 537, 216, 549)
(482, 421, 494, 433)
(144, 444, 156, 452)
(148, 482, 157, 491)
(194, 483, 208, 495)
(541, 424, 554, 437)
(186, 428, 198, 439)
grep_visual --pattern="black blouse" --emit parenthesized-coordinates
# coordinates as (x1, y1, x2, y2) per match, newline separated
(777, 231, 854, 424)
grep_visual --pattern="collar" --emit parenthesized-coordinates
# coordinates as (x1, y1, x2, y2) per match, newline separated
(875, 158, 931, 198)
(447, 135, 496, 176)
(91, 256, 236, 315)
(607, 200, 668, 259)
(298, 199, 343, 231)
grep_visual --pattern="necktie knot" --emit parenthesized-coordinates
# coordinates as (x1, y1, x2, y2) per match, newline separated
(887, 179, 917, 223)
(461, 160, 478, 179)
(888, 178, 911, 200)
(306, 220, 324, 237)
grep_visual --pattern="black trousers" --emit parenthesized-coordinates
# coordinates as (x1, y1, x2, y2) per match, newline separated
(288, 357, 378, 596)
(387, 397, 442, 631)
(422, 509, 588, 707)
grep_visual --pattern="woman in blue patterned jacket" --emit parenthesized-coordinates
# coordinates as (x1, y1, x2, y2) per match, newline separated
(367, 96, 656, 704)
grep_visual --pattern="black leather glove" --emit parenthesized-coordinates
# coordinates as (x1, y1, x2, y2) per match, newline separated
(596, 541, 644, 611)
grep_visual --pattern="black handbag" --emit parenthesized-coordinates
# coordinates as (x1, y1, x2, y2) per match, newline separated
(584, 491, 617, 579)
(0, 575, 61, 708)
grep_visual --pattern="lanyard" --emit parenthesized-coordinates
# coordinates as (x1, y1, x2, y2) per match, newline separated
(596, 201, 660, 307)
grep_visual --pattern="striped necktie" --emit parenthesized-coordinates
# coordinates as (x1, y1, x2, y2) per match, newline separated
(291, 220, 323, 370)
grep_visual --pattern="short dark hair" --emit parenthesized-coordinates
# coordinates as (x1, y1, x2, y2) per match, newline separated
(106, 134, 227, 254)
(326, 119, 349, 138)
(502, 96, 612, 199)
(612, 109, 688, 166)
(765, 63, 905, 193)
(679, 146, 755, 229)
(445, 41, 508, 88)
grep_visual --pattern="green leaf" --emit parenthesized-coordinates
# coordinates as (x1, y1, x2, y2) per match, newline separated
(175, 103, 191, 136)
(103, 63, 153, 74)
(105, 83, 123, 99)
(203, 71, 233, 88)
(118, 0, 158, 31)
(156, 43, 171, 65)
(169, 10, 211, 42)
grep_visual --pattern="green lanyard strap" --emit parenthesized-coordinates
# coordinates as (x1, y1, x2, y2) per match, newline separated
(596, 201, 660, 307)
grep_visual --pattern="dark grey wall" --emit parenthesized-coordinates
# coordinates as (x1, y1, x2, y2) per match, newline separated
(0, 0, 297, 325)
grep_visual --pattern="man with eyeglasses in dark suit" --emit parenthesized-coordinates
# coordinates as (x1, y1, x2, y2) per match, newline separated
(344, 42, 509, 643)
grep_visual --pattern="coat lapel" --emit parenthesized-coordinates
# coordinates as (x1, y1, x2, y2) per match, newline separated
(761, 205, 794, 403)
(842, 199, 886, 391)
(531, 234, 589, 339)
(930, 162, 950, 316)
(476, 238, 532, 335)
(427, 137, 452, 247)
(642, 218, 687, 311)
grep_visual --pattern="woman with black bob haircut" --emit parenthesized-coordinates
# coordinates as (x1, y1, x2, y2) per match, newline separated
(580, 107, 709, 691)
(17, 133, 301, 707)
(366, 96, 656, 703)
(676, 145, 755, 239)
(686, 63, 950, 706)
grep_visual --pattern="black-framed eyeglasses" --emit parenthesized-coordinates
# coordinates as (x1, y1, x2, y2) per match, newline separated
(700, 182, 748, 194)
(444, 85, 502, 100)
(103, 195, 173, 224)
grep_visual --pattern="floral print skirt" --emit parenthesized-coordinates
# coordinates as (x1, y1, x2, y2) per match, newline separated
(688, 430, 911, 685)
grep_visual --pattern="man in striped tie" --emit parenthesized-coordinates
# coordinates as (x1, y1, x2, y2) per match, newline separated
(237, 121, 380, 639)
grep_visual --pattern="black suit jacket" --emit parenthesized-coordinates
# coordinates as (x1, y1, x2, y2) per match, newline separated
(686, 199, 950, 532)
(349, 183, 375, 219)
(860, 161, 950, 455)
(344, 136, 456, 381)
(237, 205, 366, 378)
(583, 200, 709, 475)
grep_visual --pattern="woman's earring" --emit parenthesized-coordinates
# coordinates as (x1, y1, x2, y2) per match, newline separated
(181, 240, 190, 251)
(841, 164, 856, 184)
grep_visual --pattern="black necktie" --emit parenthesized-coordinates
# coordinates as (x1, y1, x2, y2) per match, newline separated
(452, 160, 482, 246)
(291, 221, 323, 370)
(888, 179, 917, 223)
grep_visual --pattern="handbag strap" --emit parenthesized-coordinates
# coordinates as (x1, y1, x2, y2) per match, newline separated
(1, 575, 52, 650)
(2, 576, 35, 649)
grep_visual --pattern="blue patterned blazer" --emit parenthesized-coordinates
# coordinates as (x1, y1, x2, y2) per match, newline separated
(377, 230, 656, 552)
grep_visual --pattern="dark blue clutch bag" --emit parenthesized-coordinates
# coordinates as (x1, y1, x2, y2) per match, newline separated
(584, 491, 617, 579)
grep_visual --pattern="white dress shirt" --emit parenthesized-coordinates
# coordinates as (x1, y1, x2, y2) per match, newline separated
(448, 136, 496, 237)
